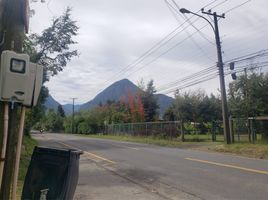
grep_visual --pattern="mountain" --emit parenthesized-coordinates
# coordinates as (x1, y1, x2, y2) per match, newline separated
(79, 79, 139, 110)
(79, 79, 174, 117)
(62, 104, 81, 116)
(44, 95, 80, 115)
(45, 79, 174, 117)
(156, 94, 174, 118)
(44, 95, 60, 111)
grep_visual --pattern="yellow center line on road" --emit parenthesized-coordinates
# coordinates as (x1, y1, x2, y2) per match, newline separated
(57, 141, 116, 164)
(185, 157, 268, 175)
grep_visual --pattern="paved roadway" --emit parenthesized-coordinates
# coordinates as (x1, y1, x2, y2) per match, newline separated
(32, 133, 268, 200)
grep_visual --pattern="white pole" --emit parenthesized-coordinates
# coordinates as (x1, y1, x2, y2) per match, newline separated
(0, 103, 9, 188)
(11, 106, 26, 200)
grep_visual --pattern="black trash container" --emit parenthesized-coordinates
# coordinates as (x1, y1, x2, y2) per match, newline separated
(22, 146, 82, 200)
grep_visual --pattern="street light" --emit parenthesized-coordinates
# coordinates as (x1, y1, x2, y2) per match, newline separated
(180, 8, 215, 32)
(180, 8, 231, 144)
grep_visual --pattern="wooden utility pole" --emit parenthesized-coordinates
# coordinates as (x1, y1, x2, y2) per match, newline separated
(244, 68, 252, 142)
(180, 7, 231, 144)
(0, 0, 27, 199)
(70, 98, 77, 134)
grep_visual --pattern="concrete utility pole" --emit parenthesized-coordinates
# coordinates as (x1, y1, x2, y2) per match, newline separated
(0, 0, 27, 198)
(70, 98, 77, 134)
(180, 8, 231, 144)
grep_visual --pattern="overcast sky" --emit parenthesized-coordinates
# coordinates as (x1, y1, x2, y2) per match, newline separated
(29, 0, 268, 104)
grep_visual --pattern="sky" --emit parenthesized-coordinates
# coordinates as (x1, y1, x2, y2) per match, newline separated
(29, 0, 268, 104)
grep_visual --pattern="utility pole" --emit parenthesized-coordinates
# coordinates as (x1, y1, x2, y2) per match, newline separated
(0, 0, 27, 199)
(70, 98, 77, 134)
(244, 68, 251, 142)
(207, 10, 231, 144)
(180, 8, 232, 144)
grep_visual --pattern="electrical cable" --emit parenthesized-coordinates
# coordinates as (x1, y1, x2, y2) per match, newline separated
(157, 66, 217, 91)
(93, 0, 258, 98)
(170, 0, 215, 45)
(106, 0, 224, 82)
(165, 0, 215, 61)
(157, 50, 268, 94)
(224, 0, 252, 14)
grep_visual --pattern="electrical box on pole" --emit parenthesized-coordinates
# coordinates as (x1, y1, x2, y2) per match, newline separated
(0, 50, 43, 107)
(229, 62, 237, 80)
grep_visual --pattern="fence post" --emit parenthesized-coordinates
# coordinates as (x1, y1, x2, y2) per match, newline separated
(180, 121, 185, 142)
(247, 118, 251, 143)
(249, 119, 256, 143)
(145, 123, 148, 137)
(229, 116, 234, 143)
(212, 121, 216, 142)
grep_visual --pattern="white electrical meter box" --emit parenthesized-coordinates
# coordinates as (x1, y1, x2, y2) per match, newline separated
(0, 50, 43, 107)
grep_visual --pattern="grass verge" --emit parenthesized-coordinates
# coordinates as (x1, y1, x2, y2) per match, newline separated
(17, 134, 37, 197)
(208, 143, 268, 159)
(78, 134, 219, 148)
(79, 134, 268, 159)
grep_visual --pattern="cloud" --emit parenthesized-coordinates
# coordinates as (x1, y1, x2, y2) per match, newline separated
(30, 0, 268, 104)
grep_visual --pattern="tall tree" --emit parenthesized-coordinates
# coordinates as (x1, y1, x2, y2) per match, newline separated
(25, 7, 78, 77)
(57, 105, 66, 118)
(23, 7, 79, 132)
(140, 80, 159, 122)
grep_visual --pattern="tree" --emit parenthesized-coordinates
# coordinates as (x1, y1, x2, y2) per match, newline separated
(126, 90, 145, 122)
(140, 80, 159, 121)
(23, 8, 79, 132)
(198, 94, 221, 122)
(43, 109, 63, 132)
(163, 106, 176, 121)
(166, 90, 221, 123)
(25, 7, 78, 77)
(57, 105, 66, 118)
(229, 71, 268, 117)
(229, 71, 268, 141)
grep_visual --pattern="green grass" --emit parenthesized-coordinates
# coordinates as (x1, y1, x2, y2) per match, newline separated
(78, 133, 268, 159)
(17, 135, 37, 197)
(78, 133, 219, 148)
(209, 143, 268, 159)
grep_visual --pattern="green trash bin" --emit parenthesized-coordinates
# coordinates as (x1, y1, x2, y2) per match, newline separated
(22, 146, 82, 200)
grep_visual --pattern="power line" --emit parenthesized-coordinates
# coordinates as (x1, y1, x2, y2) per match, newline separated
(157, 66, 217, 91)
(157, 50, 268, 94)
(164, 0, 215, 61)
(163, 73, 219, 94)
(209, 0, 229, 10)
(126, 23, 212, 76)
(111, 0, 252, 82)
(224, 0, 252, 14)
(170, 0, 215, 45)
(94, 0, 256, 97)
(162, 61, 268, 95)
(106, 0, 224, 82)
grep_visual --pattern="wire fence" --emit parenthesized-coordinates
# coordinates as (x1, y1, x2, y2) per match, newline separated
(106, 121, 182, 140)
(104, 117, 268, 143)
(231, 116, 268, 143)
(106, 121, 224, 142)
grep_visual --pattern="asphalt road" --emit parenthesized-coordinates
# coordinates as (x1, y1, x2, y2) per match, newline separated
(32, 133, 268, 200)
